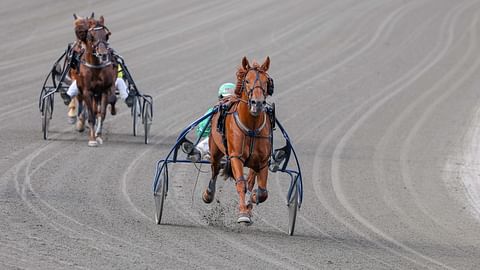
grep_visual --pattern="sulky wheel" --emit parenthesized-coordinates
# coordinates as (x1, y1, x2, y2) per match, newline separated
(42, 95, 53, 140)
(154, 166, 168, 224)
(132, 96, 141, 136)
(288, 181, 299, 236)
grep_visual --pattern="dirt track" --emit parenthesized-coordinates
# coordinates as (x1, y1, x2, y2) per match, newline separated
(1, 0, 480, 269)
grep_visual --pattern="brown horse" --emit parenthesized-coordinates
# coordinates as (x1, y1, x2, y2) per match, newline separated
(74, 14, 116, 146)
(204, 56, 273, 224)
(65, 14, 90, 126)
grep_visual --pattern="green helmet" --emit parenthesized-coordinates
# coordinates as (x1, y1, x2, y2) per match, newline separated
(218, 83, 236, 98)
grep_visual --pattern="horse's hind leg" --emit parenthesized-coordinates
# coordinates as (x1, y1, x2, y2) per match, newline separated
(202, 138, 223, 203)
(109, 86, 117, 115)
(67, 98, 77, 124)
(76, 97, 85, 132)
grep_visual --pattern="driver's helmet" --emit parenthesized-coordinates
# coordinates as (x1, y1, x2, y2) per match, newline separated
(218, 82, 236, 98)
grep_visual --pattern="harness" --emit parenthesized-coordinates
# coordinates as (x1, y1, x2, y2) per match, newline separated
(81, 60, 112, 69)
(233, 111, 266, 138)
(219, 68, 275, 171)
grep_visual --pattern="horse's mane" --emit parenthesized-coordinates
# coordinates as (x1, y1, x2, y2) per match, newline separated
(234, 66, 246, 96)
(234, 60, 263, 96)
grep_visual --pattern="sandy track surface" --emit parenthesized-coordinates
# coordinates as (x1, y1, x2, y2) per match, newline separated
(1, 0, 480, 269)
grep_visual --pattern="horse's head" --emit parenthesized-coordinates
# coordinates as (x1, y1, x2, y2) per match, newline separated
(73, 13, 89, 42)
(85, 15, 111, 63)
(238, 56, 273, 117)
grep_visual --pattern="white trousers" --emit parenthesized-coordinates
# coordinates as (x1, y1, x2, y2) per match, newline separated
(67, 78, 128, 100)
(196, 137, 210, 156)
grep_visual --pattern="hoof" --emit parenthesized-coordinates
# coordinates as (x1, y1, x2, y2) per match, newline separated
(251, 188, 268, 204)
(67, 116, 77, 125)
(96, 137, 103, 145)
(202, 189, 215, 204)
(76, 122, 85, 132)
(237, 213, 252, 224)
(88, 140, 98, 147)
(110, 105, 116, 116)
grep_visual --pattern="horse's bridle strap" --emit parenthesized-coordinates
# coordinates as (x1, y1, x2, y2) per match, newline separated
(243, 68, 267, 96)
(81, 60, 112, 69)
(233, 111, 267, 138)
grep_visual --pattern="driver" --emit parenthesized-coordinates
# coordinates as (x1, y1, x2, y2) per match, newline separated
(181, 82, 236, 161)
(181, 82, 286, 171)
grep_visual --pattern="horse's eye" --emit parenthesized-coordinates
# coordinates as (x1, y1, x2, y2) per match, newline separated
(245, 80, 250, 84)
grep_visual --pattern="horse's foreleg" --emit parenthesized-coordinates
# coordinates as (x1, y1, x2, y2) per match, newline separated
(100, 93, 107, 120)
(95, 94, 108, 144)
(245, 169, 256, 209)
(251, 166, 269, 204)
(84, 93, 97, 146)
(230, 156, 251, 223)
(246, 169, 256, 192)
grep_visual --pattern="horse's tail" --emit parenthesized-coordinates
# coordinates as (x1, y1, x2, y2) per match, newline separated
(221, 158, 234, 180)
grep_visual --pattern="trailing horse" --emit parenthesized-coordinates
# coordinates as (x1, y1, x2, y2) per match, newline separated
(74, 14, 116, 146)
(204, 56, 273, 224)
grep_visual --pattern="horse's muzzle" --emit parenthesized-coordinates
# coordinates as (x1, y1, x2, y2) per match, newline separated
(93, 51, 109, 63)
(249, 99, 266, 117)
(101, 54, 108, 62)
(95, 44, 110, 63)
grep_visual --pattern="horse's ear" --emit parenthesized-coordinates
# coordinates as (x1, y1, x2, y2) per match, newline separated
(90, 12, 95, 19)
(242, 56, 250, 70)
(99, 15, 104, 25)
(261, 56, 270, 72)
(73, 13, 78, 20)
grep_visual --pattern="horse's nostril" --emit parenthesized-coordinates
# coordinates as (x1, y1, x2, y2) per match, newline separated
(262, 101, 266, 105)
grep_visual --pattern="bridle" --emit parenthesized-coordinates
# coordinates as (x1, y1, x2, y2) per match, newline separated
(241, 68, 268, 107)
(82, 25, 112, 68)
(224, 67, 274, 169)
(232, 68, 271, 138)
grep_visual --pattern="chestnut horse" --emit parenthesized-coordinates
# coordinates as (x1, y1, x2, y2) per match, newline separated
(204, 56, 273, 224)
(74, 14, 116, 146)
(66, 14, 89, 126)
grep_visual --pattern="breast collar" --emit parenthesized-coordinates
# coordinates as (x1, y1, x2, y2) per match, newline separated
(233, 111, 267, 138)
